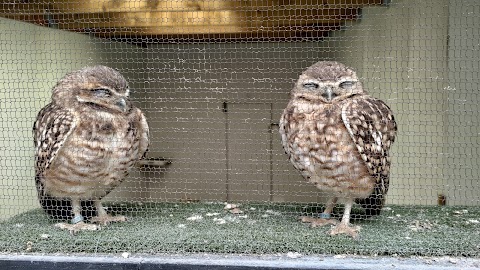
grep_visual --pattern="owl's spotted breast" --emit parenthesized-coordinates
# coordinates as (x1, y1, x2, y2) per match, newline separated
(281, 100, 375, 198)
(42, 111, 141, 200)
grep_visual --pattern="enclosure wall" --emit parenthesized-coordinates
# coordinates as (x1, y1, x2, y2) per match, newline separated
(1, 0, 479, 223)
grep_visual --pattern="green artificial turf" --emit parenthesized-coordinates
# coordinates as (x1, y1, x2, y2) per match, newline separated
(0, 202, 479, 257)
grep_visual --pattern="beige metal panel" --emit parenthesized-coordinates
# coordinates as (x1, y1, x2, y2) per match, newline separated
(138, 101, 227, 202)
(446, 0, 480, 206)
(225, 102, 272, 202)
(126, 42, 332, 203)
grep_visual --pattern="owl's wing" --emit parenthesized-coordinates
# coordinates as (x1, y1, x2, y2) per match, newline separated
(134, 107, 150, 159)
(341, 97, 397, 195)
(279, 106, 295, 155)
(33, 103, 77, 176)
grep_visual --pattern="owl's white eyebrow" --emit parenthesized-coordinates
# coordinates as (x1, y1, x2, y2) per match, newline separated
(303, 79, 321, 84)
(76, 96, 87, 103)
(338, 77, 356, 83)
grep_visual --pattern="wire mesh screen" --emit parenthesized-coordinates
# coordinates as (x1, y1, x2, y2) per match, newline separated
(1, 0, 479, 258)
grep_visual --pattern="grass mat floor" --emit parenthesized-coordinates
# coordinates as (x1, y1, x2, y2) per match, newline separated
(1, 202, 479, 257)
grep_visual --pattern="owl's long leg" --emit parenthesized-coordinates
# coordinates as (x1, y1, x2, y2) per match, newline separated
(89, 200, 127, 225)
(329, 198, 360, 238)
(54, 199, 99, 234)
(300, 197, 339, 227)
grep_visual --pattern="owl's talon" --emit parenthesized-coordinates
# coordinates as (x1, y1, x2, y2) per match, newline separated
(329, 223, 360, 238)
(90, 215, 127, 226)
(300, 216, 339, 227)
(54, 221, 99, 234)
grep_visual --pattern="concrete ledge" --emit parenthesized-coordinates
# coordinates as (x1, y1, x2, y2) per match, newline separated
(1, 254, 479, 270)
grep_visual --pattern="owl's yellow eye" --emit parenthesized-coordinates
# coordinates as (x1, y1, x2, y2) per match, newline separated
(339, 81, 355, 89)
(303, 82, 319, 89)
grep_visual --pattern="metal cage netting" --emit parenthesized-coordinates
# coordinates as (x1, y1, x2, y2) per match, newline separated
(0, 0, 479, 258)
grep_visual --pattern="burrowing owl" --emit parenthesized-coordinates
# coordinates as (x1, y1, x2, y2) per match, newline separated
(279, 61, 397, 238)
(33, 66, 149, 233)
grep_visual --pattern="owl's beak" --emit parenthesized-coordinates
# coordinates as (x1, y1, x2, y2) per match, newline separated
(115, 98, 127, 112)
(322, 87, 334, 101)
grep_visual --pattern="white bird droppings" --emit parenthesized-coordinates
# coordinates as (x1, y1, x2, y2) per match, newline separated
(286, 252, 303, 259)
(186, 215, 203, 221)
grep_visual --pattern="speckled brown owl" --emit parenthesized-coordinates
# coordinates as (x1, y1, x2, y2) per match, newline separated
(33, 65, 149, 233)
(279, 61, 397, 238)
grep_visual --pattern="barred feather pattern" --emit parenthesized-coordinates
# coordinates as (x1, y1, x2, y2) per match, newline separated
(341, 97, 397, 216)
(33, 96, 149, 220)
(280, 88, 396, 218)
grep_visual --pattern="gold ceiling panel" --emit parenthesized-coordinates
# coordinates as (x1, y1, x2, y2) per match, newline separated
(0, 0, 384, 40)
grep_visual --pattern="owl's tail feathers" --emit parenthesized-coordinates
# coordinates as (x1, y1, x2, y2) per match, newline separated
(355, 184, 387, 219)
(35, 177, 96, 221)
